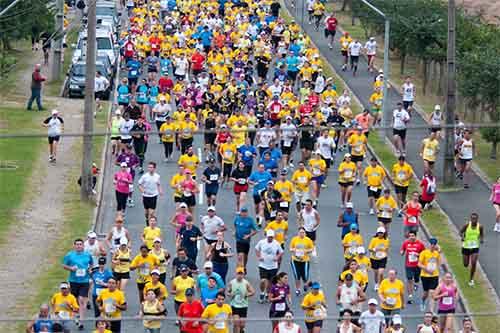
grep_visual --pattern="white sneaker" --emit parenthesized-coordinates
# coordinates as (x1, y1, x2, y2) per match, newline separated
(374, 283, 379, 291)
(494, 223, 500, 232)
(468, 280, 475, 287)
(369, 209, 375, 215)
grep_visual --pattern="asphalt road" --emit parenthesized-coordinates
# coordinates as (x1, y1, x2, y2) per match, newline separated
(286, 0, 500, 296)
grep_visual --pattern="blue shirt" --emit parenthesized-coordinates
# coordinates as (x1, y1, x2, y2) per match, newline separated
(63, 250, 93, 283)
(248, 170, 273, 195)
(197, 272, 225, 290)
(200, 286, 219, 307)
(264, 147, 282, 161)
(341, 211, 358, 238)
(136, 85, 149, 104)
(160, 58, 171, 75)
(234, 215, 258, 242)
(126, 60, 141, 78)
(203, 166, 221, 192)
(237, 145, 257, 166)
(260, 158, 278, 173)
(286, 55, 299, 72)
(91, 268, 114, 296)
(200, 30, 213, 46)
(289, 44, 301, 56)
(117, 84, 129, 104)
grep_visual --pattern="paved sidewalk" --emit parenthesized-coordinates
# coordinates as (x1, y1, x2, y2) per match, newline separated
(284, 0, 500, 295)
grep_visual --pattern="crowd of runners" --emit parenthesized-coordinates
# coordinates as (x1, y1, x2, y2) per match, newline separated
(28, 0, 499, 332)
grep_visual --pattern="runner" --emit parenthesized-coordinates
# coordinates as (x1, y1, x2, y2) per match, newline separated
(401, 192, 423, 237)
(308, 151, 327, 204)
(433, 272, 457, 333)
(392, 103, 410, 155)
(368, 227, 390, 291)
(335, 273, 365, 320)
(50, 282, 79, 332)
(90, 257, 113, 318)
(400, 231, 425, 304)
(416, 312, 439, 333)
(268, 272, 292, 330)
(401, 77, 416, 111)
(377, 269, 405, 324)
(324, 12, 338, 49)
(363, 157, 386, 215)
(338, 154, 356, 207)
(292, 162, 313, 213)
(150, 238, 171, 285)
(273, 312, 301, 333)
(233, 207, 259, 270)
(428, 105, 443, 137)
(138, 161, 162, 223)
(140, 289, 166, 333)
(201, 206, 226, 254)
(290, 227, 314, 296)
(299, 199, 321, 243)
(391, 156, 414, 214)
(301, 282, 327, 333)
(420, 131, 440, 174)
(26, 304, 56, 333)
(96, 278, 127, 333)
(172, 265, 196, 316)
(364, 37, 377, 72)
(42, 109, 64, 163)
(201, 292, 232, 333)
(255, 230, 284, 303)
(201, 158, 222, 207)
(459, 212, 484, 286)
(418, 238, 441, 312)
(336, 309, 362, 333)
(339, 32, 353, 71)
(347, 39, 362, 76)
(274, 169, 294, 214)
(342, 223, 363, 262)
(177, 288, 204, 333)
(375, 189, 397, 232)
(227, 267, 255, 333)
(141, 217, 162, 250)
(206, 231, 234, 283)
(491, 176, 500, 232)
(130, 244, 160, 303)
(359, 299, 386, 333)
(456, 129, 475, 188)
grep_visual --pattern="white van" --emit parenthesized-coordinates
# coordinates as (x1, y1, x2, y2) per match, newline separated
(72, 28, 117, 66)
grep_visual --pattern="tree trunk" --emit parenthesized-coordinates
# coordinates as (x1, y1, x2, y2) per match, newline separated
(352, 14, 356, 26)
(491, 141, 498, 160)
(437, 61, 445, 96)
(341, 0, 350, 11)
(422, 60, 429, 96)
(400, 53, 406, 75)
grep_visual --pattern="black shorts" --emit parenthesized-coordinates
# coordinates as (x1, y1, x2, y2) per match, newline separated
(281, 144, 293, 155)
(111, 136, 121, 141)
(341, 50, 348, 57)
(367, 187, 382, 198)
(253, 193, 262, 204)
(351, 155, 363, 163)
(182, 195, 196, 207)
(438, 308, 456, 314)
(403, 101, 414, 109)
(174, 196, 183, 203)
(459, 158, 472, 164)
(205, 238, 217, 246)
(236, 241, 250, 255)
(339, 181, 354, 188)
(321, 156, 331, 168)
(424, 159, 435, 167)
(205, 188, 218, 197)
(305, 230, 316, 242)
(48, 136, 60, 144)
(270, 309, 288, 319)
(70, 282, 90, 298)
(370, 257, 387, 269)
(300, 140, 314, 151)
(291, 260, 310, 282)
(405, 266, 420, 282)
(461, 247, 479, 255)
(324, 29, 336, 38)
(394, 185, 408, 196)
(259, 267, 278, 281)
(121, 138, 132, 145)
(232, 306, 248, 318)
(143, 196, 158, 210)
(431, 126, 441, 133)
(94, 91, 105, 100)
(205, 133, 216, 145)
(223, 163, 233, 177)
(113, 271, 130, 280)
(393, 128, 407, 141)
(350, 55, 359, 64)
(421, 276, 439, 291)
(378, 217, 392, 225)
(128, 77, 138, 86)
(305, 321, 323, 329)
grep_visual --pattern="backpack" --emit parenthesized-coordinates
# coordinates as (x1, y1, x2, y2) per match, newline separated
(426, 177, 436, 195)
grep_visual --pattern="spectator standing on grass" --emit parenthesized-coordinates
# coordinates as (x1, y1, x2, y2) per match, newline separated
(27, 64, 46, 111)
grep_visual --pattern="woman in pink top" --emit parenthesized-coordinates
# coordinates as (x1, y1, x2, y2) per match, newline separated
(490, 177, 500, 232)
(433, 272, 457, 333)
(179, 170, 199, 213)
(170, 202, 192, 247)
(114, 162, 133, 213)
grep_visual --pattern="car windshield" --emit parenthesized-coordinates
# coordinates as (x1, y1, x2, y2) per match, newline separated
(72, 64, 86, 76)
(97, 37, 112, 50)
(96, 6, 115, 17)
(97, 65, 107, 76)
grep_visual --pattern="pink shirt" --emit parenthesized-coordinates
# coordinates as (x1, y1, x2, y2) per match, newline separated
(492, 184, 500, 204)
(437, 283, 457, 311)
(174, 212, 190, 234)
(114, 171, 132, 193)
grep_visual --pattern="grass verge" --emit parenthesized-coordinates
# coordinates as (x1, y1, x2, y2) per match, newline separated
(0, 40, 33, 97)
(0, 107, 45, 240)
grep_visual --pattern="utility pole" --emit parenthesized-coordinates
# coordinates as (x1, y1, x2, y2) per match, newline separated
(0, 0, 22, 18)
(81, 0, 96, 201)
(51, 0, 64, 81)
(443, 0, 456, 186)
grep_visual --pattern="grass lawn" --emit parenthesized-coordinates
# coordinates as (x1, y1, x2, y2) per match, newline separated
(0, 40, 33, 98)
(330, 4, 500, 183)
(0, 107, 45, 240)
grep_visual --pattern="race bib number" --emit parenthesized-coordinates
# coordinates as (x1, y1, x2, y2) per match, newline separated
(465, 240, 478, 248)
(140, 267, 150, 275)
(397, 172, 406, 180)
(215, 320, 225, 330)
(238, 178, 246, 185)
(298, 176, 307, 183)
(424, 148, 434, 157)
(279, 201, 289, 208)
(209, 174, 219, 181)
(270, 210, 277, 218)
(295, 249, 304, 258)
(442, 296, 453, 305)
(58, 311, 70, 320)
(76, 268, 86, 277)
(408, 253, 418, 263)
(375, 251, 385, 259)
(427, 262, 437, 272)
(344, 170, 352, 178)
(313, 168, 321, 176)
(369, 186, 378, 192)
(275, 302, 286, 311)
(385, 297, 396, 306)
(130, 70, 138, 76)
(104, 303, 116, 314)
(183, 191, 192, 197)
(381, 210, 391, 218)
(408, 216, 417, 224)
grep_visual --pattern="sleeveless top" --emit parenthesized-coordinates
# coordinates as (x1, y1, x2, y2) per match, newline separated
(417, 324, 437, 333)
(84, 240, 101, 268)
(113, 248, 131, 273)
(460, 138, 473, 159)
(404, 202, 421, 226)
(111, 227, 127, 250)
(33, 316, 53, 332)
(430, 111, 442, 126)
(437, 283, 457, 311)
(212, 242, 229, 264)
(277, 322, 300, 333)
(142, 299, 164, 329)
(462, 222, 480, 249)
(229, 279, 249, 308)
(338, 322, 355, 333)
(302, 208, 318, 232)
(339, 283, 361, 312)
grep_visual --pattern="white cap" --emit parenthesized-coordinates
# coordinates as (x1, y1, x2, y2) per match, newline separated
(345, 202, 353, 209)
(119, 237, 128, 246)
(151, 269, 161, 275)
(60, 282, 70, 289)
(266, 230, 275, 237)
(357, 246, 365, 254)
(376, 226, 386, 234)
(120, 162, 128, 167)
(204, 261, 213, 269)
(153, 237, 162, 243)
(434, 104, 441, 110)
(51, 109, 59, 115)
(207, 206, 216, 211)
(115, 110, 121, 115)
(392, 314, 402, 325)
(87, 231, 97, 239)
(179, 202, 188, 208)
(368, 298, 378, 305)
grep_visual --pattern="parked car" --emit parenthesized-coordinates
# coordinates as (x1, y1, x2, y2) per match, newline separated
(67, 60, 112, 99)
(72, 28, 118, 66)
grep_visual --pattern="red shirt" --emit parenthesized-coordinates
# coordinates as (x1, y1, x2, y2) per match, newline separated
(158, 76, 174, 92)
(268, 101, 283, 120)
(124, 41, 135, 57)
(191, 52, 205, 71)
(326, 17, 338, 31)
(308, 93, 320, 107)
(178, 300, 204, 333)
(299, 103, 312, 117)
(400, 239, 425, 267)
(149, 37, 161, 52)
(216, 132, 231, 144)
(214, 34, 226, 49)
(420, 176, 436, 202)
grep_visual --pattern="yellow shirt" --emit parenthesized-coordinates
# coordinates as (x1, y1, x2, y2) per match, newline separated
(368, 237, 390, 260)
(290, 236, 314, 262)
(299, 67, 313, 81)
(143, 227, 162, 249)
(312, 2, 325, 15)
(131, 254, 160, 284)
(342, 232, 364, 259)
(170, 173, 186, 198)
(348, 133, 367, 157)
(291, 169, 313, 192)
(376, 196, 397, 219)
(219, 142, 237, 164)
(265, 220, 289, 245)
(418, 249, 440, 277)
(363, 165, 386, 188)
(92, 330, 112, 333)
(338, 161, 356, 183)
(96, 289, 126, 319)
(340, 36, 353, 51)
(113, 248, 131, 273)
(51, 292, 79, 319)
(309, 158, 326, 177)
(178, 154, 200, 174)
(354, 255, 372, 274)
(173, 276, 195, 302)
(392, 163, 414, 187)
(143, 281, 168, 300)
(369, 92, 383, 110)
(274, 180, 294, 202)
(321, 89, 338, 104)
(422, 138, 439, 162)
(150, 248, 169, 274)
(340, 269, 368, 288)
(231, 124, 247, 147)
(301, 291, 326, 322)
(160, 122, 176, 143)
(178, 121, 198, 139)
(201, 303, 233, 333)
(379, 278, 405, 310)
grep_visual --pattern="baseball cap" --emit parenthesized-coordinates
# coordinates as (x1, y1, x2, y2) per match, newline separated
(153, 237, 162, 244)
(265, 120, 272, 125)
(344, 153, 351, 158)
(51, 109, 59, 115)
(87, 231, 97, 239)
(120, 162, 128, 167)
(357, 246, 365, 254)
(350, 223, 359, 231)
(429, 238, 438, 245)
(204, 261, 213, 269)
(179, 202, 188, 208)
(115, 110, 121, 115)
(207, 206, 216, 211)
(392, 314, 402, 325)
(185, 288, 194, 296)
(98, 257, 106, 265)
(368, 298, 378, 305)
(345, 202, 353, 209)
(267, 180, 275, 185)
(151, 269, 160, 276)
(376, 227, 386, 234)
(240, 206, 248, 212)
(280, 169, 288, 175)
(236, 266, 245, 274)
(311, 282, 321, 289)
(266, 230, 275, 237)
(434, 104, 441, 110)
(60, 282, 69, 289)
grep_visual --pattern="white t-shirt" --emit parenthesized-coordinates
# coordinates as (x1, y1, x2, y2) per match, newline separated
(402, 83, 415, 102)
(317, 136, 335, 159)
(306, 0, 315, 10)
(153, 103, 171, 121)
(364, 40, 377, 55)
(337, 94, 351, 107)
(119, 118, 135, 139)
(359, 310, 385, 333)
(201, 215, 225, 240)
(95, 76, 109, 92)
(280, 123, 297, 146)
(348, 42, 362, 56)
(393, 109, 410, 130)
(255, 239, 283, 270)
(257, 128, 277, 148)
(269, 84, 282, 96)
(314, 75, 325, 93)
(138, 172, 161, 197)
(174, 58, 188, 76)
(44, 116, 64, 137)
